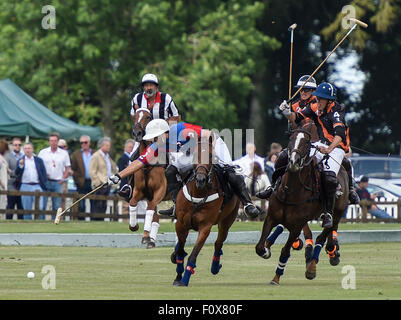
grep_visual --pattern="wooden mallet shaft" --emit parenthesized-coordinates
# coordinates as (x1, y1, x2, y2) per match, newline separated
(54, 182, 108, 224)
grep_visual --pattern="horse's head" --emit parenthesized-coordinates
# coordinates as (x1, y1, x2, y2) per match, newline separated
(287, 129, 312, 173)
(194, 136, 213, 190)
(132, 108, 153, 142)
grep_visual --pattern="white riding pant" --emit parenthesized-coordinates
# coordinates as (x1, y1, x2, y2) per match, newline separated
(170, 136, 232, 173)
(310, 141, 345, 175)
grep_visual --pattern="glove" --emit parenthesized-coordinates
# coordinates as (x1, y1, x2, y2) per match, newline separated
(108, 173, 121, 185)
(278, 100, 291, 116)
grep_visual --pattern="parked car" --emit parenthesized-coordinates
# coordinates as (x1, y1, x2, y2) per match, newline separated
(363, 178, 401, 200)
(350, 155, 401, 181)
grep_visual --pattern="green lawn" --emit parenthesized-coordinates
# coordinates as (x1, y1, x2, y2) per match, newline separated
(0, 243, 400, 300)
(0, 220, 400, 234)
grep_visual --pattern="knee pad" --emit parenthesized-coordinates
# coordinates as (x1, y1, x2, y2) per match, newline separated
(274, 149, 289, 170)
(322, 171, 338, 191)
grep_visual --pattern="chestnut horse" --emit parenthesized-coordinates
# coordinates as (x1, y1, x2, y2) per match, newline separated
(129, 108, 167, 248)
(171, 136, 240, 286)
(255, 129, 348, 285)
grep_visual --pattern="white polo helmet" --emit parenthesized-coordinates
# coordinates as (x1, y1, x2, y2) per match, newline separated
(141, 73, 159, 86)
(295, 75, 317, 89)
(143, 119, 170, 140)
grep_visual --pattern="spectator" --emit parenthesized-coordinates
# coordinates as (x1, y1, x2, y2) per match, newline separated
(0, 140, 9, 211)
(356, 176, 395, 220)
(70, 135, 94, 218)
(245, 162, 271, 196)
(58, 139, 71, 210)
(269, 142, 282, 155)
(4, 138, 24, 219)
(265, 152, 278, 183)
(233, 142, 265, 177)
(15, 143, 47, 220)
(38, 133, 71, 219)
(117, 139, 135, 215)
(89, 137, 117, 220)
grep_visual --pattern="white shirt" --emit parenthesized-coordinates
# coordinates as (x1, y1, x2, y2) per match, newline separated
(38, 147, 71, 180)
(245, 173, 271, 195)
(233, 154, 265, 177)
(21, 156, 39, 184)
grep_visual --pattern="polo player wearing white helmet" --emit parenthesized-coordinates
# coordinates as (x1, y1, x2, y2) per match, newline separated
(109, 119, 261, 222)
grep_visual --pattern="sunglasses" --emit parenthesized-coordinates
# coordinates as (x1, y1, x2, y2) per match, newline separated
(80, 141, 89, 144)
(300, 88, 313, 92)
(13, 144, 21, 146)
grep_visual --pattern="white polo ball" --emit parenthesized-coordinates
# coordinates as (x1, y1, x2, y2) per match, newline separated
(27, 271, 35, 279)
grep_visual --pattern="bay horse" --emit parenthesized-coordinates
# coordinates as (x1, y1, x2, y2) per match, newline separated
(129, 108, 167, 248)
(255, 129, 348, 285)
(171, 136, 240, 286)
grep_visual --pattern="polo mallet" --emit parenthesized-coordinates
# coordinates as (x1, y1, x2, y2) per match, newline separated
(54, 182, 108, 224)
(288, 23, 297, 100)
(288, 18, 368, 103)
(287, 23, 297, 129)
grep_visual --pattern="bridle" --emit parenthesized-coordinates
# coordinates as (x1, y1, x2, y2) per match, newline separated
(287, 129, 314, 169)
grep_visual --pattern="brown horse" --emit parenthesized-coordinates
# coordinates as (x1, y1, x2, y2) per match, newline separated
(171, 136, 240, 286)
(129, 108, 167, 248)
(255, 129, 348, 285)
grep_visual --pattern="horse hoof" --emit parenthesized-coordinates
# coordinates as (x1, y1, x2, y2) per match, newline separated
(305, 260, 317, 280)
(173, 280, 187, 287)
(129, 223, 139, 232)
(171, 252, 177, 264)
(211, 264, 222, 275)
(330, 256, 340, 266)
(270, 275, 280, 285)
(292, 239, 304, 251)
(269, 280, 279, 286)
(141, 236, 150, 244)
(262, 247, 271, 259)
(146, 241, 155, 249)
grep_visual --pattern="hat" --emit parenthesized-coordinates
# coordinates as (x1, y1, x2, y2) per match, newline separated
(359, 176, 369, 183)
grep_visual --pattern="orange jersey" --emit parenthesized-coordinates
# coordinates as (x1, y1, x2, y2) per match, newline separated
(291, 95, 318, 124)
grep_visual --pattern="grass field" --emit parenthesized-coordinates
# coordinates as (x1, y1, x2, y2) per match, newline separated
(0, 220, 400, 233)
(1, 242, 400, 300)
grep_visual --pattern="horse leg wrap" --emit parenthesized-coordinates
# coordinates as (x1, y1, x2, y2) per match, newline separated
(267, 224, 284, 245)
(144, 210, 154, 232)
(275, 255, 290, 276)
(181, 261, 196, 286)
(176, 255, 186, 275)
(311, 243, 323, 263)
(211, 250, 223, 275)
(149, 222, 160, 241)
(129, 205, 137, 227)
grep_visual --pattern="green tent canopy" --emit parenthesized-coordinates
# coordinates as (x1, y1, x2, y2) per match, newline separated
(0, 78, 103, 141)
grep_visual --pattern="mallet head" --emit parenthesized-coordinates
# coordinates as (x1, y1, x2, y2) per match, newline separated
(54, 208, 63, 225)
(349, 18, 368, 28)
(288, 23, 297, 31)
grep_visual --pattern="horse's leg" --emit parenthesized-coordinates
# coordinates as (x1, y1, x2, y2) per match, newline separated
(175, 223, 213, 287)
(326, 213, 341, 266)
(144, 186, 165, 248)
(292, 224, 313, 252)
(211, 205, 238, 275)
(255, 212, 281, 259)
(270, 226, 302, 285)
(172, 222, 188, 285)
(305, 227, 332, 280)
(128, 188, 143, 232)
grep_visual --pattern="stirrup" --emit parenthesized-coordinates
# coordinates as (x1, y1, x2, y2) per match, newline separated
(118, 184, 132, 202)
(319, 212, 333, 228)
(159, 204, 176, 218)
(244, 204, 260, 219)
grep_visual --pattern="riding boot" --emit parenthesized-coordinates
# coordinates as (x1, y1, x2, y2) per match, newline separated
(225, 167, 260, 219)
(320, 171, 337, 228)
(257, 149, 288, 200)
(342, 157, 360, 204)
(159, 165, 181, 218)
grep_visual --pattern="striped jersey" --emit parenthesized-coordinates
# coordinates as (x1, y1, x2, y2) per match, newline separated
(130, 91, 179, 120)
